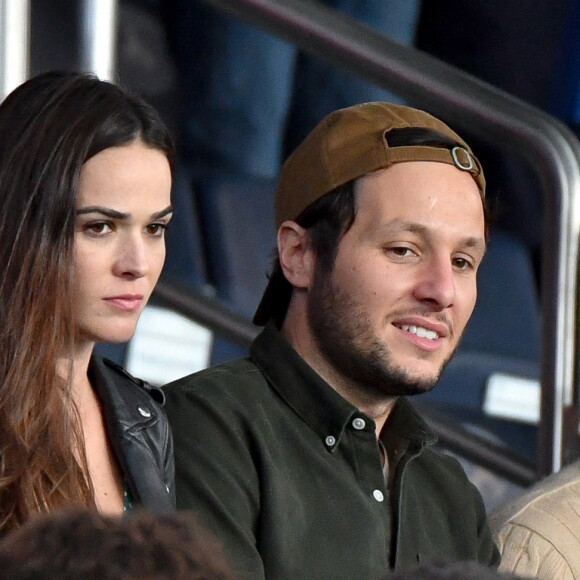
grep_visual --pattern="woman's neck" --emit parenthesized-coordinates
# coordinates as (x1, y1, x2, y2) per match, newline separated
(57, 340, 94, 403)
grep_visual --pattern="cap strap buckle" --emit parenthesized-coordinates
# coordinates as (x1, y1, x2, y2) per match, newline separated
(451, 146, 474, 172)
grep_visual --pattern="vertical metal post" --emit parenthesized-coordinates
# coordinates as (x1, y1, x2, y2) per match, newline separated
(0, 0, 30, 100)
(79, 0, 118, 80)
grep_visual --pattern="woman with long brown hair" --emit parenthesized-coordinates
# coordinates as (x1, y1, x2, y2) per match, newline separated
(0, 71, 176, 532)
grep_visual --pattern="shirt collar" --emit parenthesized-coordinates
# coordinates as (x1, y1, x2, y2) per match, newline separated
(384, 397, 438, 447)
(250, 322, 437, 451)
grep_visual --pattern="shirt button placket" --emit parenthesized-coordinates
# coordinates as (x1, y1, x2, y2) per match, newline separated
(351, 416, 385, 504)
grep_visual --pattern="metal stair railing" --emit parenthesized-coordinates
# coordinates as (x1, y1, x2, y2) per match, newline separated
(0, 0, 117, 102)
(0, 0, 30, 99)
(79, 0, 118, 81)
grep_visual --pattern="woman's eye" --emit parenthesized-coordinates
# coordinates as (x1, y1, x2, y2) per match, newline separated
(146, 223, 167, 237)
(85, 222, 112, 235)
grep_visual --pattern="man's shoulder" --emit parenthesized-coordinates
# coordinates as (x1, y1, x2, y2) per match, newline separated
(490, 461, 580, 577)
(169, 357, 260, 384)
(163, 357, 268, 402)
(490, 460, 580, 539)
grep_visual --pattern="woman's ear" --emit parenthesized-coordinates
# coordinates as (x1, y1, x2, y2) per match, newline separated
(277, 221, 315, 290)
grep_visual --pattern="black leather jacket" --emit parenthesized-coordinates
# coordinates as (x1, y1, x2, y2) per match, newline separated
(89, 355, 175, 512)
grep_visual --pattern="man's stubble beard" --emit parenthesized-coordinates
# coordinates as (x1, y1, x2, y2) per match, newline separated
(307, 263, 457, 399)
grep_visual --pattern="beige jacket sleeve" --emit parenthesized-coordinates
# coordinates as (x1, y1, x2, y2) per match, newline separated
(490, 461, 580, 580)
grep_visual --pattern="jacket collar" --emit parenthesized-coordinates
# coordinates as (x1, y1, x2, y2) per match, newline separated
(89, 355, 173, 511)
(89, 355, 161, 433)
(250, 323, 437, 452)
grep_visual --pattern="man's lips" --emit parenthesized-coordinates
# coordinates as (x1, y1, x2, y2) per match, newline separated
(103, 294, 144, 312)
(392, 316, 451, 341)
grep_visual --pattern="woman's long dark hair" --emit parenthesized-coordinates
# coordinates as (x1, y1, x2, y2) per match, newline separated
(0, 71, 174, 532)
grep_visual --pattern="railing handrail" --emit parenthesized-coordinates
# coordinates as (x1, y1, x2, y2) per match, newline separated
(198, 0, 580, 476)
(153, 282, 260, 350)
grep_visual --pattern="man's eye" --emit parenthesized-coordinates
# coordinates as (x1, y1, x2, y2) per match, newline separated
(453, 257, 471, 270)
(390, 247, 413, 257)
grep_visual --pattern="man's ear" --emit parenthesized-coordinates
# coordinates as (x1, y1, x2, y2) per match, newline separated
(278, 221, 315, 290)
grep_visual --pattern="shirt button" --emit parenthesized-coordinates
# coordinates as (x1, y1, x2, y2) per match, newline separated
(352, 417, 366, 430)
(325, 435, 336, 447)
(138, 406, 151, 418)
(373, 489, 384, 502)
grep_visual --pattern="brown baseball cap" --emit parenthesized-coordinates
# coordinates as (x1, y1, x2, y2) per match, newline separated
(254, 101, 485, 325)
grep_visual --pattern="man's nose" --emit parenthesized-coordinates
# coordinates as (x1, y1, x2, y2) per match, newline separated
(412, 256, 455, 309)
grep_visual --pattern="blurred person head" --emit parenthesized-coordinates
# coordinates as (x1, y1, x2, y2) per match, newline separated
(0, 71, 174, 532)
(0, 508, 235, 579)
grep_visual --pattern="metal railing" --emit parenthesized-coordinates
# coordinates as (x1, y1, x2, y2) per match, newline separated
(0, 0, 117, 101)
(153, 282, 260, 350)
(79, 0, 118, 81)
(0, 0, 29, 99)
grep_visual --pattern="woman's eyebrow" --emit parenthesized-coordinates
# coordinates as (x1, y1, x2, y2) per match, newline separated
(151, 205, 173, 220)
(75, 206, 129, 219)
(75, 205, 173, 220)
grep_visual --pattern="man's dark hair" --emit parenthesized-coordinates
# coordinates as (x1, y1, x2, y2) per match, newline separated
(266, 180, 355, 326)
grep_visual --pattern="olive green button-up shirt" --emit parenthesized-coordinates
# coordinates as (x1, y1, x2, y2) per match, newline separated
(165, 323, 499, 579)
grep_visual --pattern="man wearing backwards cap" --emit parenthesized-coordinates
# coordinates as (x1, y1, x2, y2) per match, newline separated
(165, 102, 499, 579)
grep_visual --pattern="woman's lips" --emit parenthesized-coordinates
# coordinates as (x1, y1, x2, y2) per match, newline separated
(104, 295, 143, 312)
